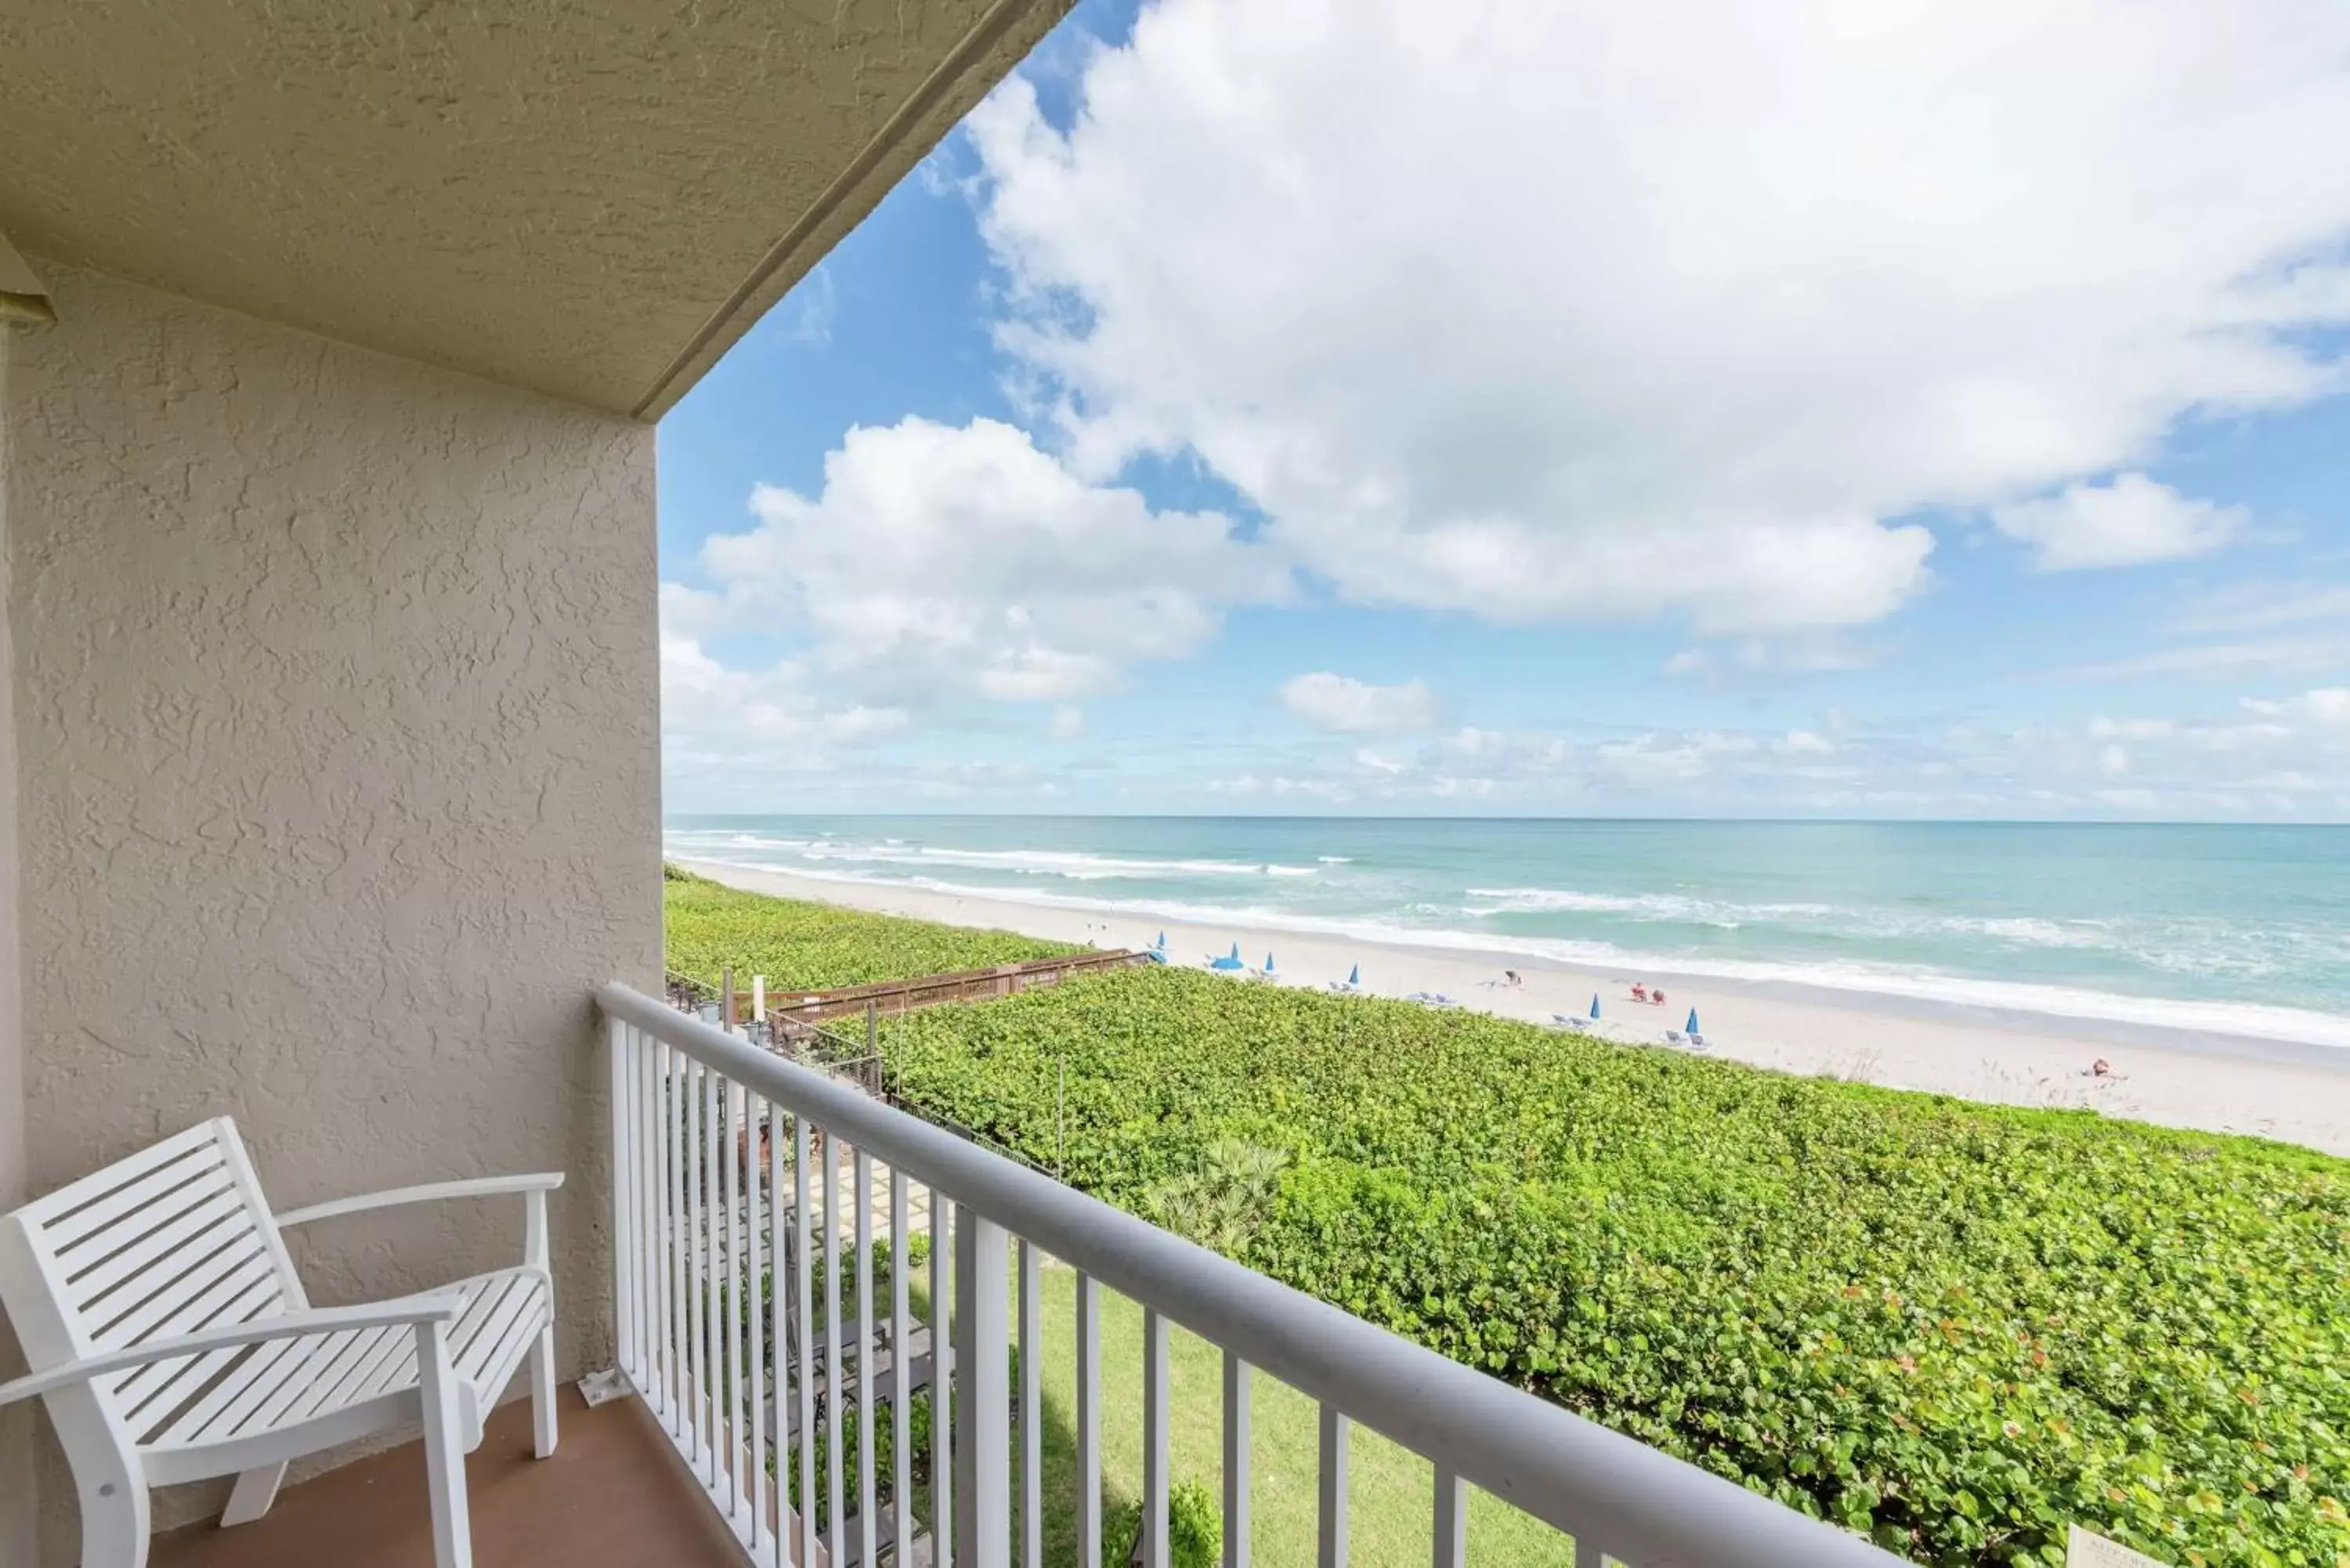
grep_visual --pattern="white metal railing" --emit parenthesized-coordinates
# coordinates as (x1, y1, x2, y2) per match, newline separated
(600, 981, 1907, 1568)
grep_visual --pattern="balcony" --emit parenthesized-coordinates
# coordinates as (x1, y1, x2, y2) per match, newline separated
(128, 983, 1901, 1568)
(152, 1388, 743, 1568)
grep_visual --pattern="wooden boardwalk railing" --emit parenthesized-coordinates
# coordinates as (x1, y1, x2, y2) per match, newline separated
(668, 948, 1152, 1035)
(762, 948, 1152, 1025)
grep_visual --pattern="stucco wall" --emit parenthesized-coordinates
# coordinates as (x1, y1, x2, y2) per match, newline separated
(2, 263, 662, 1559)
(0, 310, 34, 1568)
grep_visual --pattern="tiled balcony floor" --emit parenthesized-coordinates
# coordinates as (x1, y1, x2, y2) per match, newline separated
(153, 1386, 744, 1568)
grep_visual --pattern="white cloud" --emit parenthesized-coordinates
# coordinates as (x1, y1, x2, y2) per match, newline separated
(689, 417, 1285, 706)
(1049, 705, 1087, 739)
(659, 581, 729, 642)
(1206, 773, 1352, 800)
(659, 631, 909, 782)
(1992, 473, 2247, 570)
(2055, 631, 2350, 682)
(2243, 688, 2350, 728)
(971, 0, 2350, 631)
(1665, 636, 1885, 682)
(1278, 672, 1442, 733)
(1180, 688, 2350, 817)
(2169, 580, 2350, 635)
(1596, 731, 1763, 786)
(779, 265, 837, 346)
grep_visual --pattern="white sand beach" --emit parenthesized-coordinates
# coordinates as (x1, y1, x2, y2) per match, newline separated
(677, 860, 2350, 1159)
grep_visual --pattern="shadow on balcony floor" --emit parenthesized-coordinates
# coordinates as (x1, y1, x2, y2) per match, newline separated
(153, 1386, 743, 1568)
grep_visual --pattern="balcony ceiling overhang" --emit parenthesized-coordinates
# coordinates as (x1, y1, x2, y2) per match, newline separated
(0, 0, 1068, 419)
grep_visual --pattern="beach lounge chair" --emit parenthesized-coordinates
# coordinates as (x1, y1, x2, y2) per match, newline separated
(1687, 1033, 1708, 1050)
(1665, 1029, 1685, 1044)
(1325, 963, 1363, 995)
(0, 1116, 562, 1568)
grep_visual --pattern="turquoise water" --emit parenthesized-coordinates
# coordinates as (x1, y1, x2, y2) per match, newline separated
(664, 817, 2350, 1049)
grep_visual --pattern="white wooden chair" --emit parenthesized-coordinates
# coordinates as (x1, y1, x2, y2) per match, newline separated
(0, 1116, 563, 1568)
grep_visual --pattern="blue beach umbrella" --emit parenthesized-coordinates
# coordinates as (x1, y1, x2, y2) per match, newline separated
(1209, 941, 1247, 973)
(1347, 963, 1360, 986)
(1589, 993, 1603, 1020)
(1264, 952, 1277, 976)
(1155, 931, 1167, 949)
(1687, 1007, 1701, 1035)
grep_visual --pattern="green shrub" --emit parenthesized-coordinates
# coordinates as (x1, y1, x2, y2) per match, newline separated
(881, 965, 2350, 1568)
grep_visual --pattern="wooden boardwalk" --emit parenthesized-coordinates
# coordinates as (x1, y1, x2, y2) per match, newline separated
(671, 947, 1152, 1039)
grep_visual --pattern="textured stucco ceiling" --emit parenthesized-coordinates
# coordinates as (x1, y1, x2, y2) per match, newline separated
(0, 0, 1070, 418)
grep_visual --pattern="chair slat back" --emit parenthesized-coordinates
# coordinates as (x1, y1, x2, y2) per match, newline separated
(0, 1118, 306, 1433)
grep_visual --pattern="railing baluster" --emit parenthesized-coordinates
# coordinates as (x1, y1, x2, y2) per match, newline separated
(1433, 1465, 1465, 1568)
(890, 1169, 911, 1568)
(1318, 1405, 1349, 1568)
(1144, 1307, 1170, 1568)
(794, 1118, 817, 1568)
(665, 1044, 684, 1430)
(1019, 1239, 1040, 1568)
(953, 1205, 1010, 1568)
(1077, 1271, 1101, 1568)
(639, 1027, 658, 1396)
(749, 1091, 768, 1557)
(723, 1069, 743, 1519)
(703, 1058, 723, 1486)
(931, 1190, 953, 1568)
(687, 1059, 707, 1470)
(855, 1147, 876, 1566)
(1224, 1349, 1251, 1568)
(609, 1017, 634, 1389)
(767, 1098, 786, 1568)
(824, 1133, 843, 1562)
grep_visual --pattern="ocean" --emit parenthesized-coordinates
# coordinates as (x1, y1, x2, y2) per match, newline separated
(664, 817, 2350, 1050)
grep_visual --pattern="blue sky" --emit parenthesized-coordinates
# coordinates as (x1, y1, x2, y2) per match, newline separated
(657, 0, 2350, 819)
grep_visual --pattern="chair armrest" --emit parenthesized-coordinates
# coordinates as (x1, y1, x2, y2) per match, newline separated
(0, 1295, 465, 1409)
(274, 1172, 566, 1230)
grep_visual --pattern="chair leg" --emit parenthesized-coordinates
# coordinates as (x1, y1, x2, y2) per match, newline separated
(219, 1462, 286, 1526)
(417, 1321, 475, 1568)
(78, 1470, 150, 1568)
(530, 1323, 559, 1458)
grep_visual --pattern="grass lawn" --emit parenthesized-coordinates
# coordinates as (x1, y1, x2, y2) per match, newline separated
(789, 1237, 1570, 1564)
(1016, 1261, 1573, 1567)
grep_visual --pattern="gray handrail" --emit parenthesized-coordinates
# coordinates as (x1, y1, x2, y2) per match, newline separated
(601, 981, 1903, 1568)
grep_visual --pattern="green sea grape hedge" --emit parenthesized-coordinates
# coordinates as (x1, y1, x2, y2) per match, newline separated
(877, 966, 2350, 1568)
(662, 869, 1081, 993)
